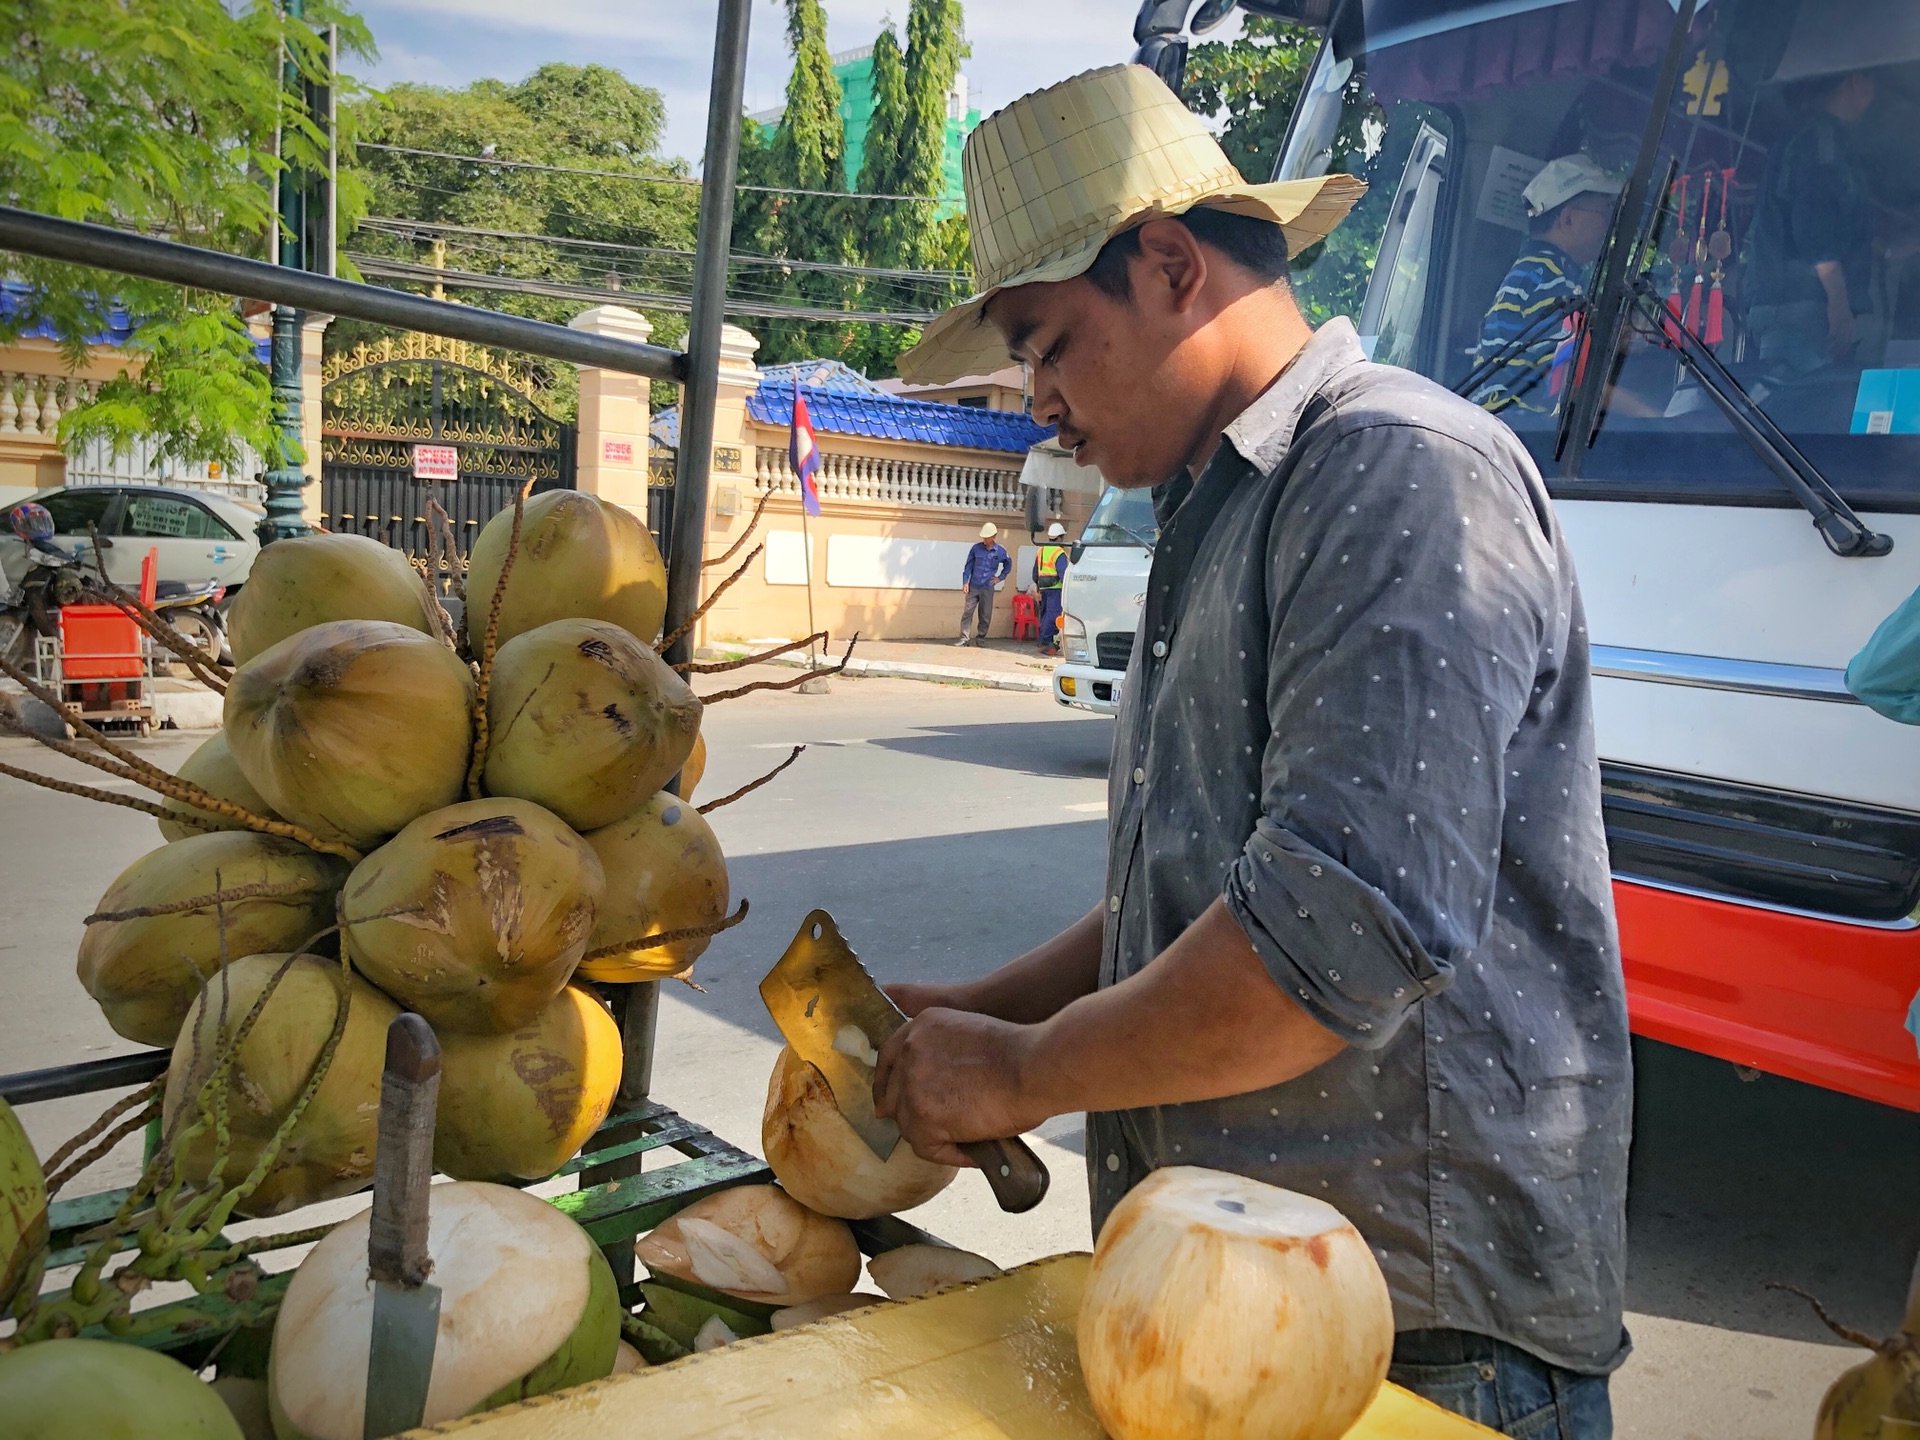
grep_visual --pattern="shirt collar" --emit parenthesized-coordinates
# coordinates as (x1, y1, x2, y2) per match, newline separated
(1220, 316, 1368, 475)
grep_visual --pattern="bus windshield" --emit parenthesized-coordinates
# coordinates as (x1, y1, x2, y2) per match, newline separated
(1079, 484, 1161, 546)
(1274, 0, 1920, 510)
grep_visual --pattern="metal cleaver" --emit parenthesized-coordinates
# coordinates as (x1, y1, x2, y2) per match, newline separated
(363, 1013, 442, 1440)
(761, 909, 1049, 1214)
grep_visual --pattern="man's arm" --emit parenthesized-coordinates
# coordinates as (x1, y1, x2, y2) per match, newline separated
(995, 547, 1013, 584)
(875, 900, 1342, 1166)
(888, 903, 1103, 1024)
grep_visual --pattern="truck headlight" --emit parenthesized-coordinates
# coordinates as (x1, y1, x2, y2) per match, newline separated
(1060, 614, 1090, 663)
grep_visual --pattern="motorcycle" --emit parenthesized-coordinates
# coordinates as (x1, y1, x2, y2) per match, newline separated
(149, 580, 228, 665)
(0, 503, 88, 671)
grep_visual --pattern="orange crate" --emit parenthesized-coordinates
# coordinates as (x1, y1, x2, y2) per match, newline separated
(56, 605, 146, 680)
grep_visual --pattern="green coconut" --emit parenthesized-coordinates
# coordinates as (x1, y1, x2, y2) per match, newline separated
(268, 1181, 620, 1440)
(483, 620, 701, 833)
(224, 620, 475, 851)
(434, 984, 622, 1182)
(0, 1338, 245, 1440)
(464, 489, 666, 651)
(77, 832, 349, 1048)
(1, 1095, 48, 1316)
(157, 731, 285, 842)
(162, 952, 397, 1219)
(340, 797, 604, 1034)
(577, 792, 728, 983)
(670, 732, 707, 802)
(228, 532, 440, 666)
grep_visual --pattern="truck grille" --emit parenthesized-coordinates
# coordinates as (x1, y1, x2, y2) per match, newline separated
(1095, 632, 1135, 671)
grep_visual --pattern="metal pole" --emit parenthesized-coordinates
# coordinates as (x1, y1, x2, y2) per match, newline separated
(264, 0, 311, 543)
(663, 0, 752, 670)
(0, 209, 687, 380)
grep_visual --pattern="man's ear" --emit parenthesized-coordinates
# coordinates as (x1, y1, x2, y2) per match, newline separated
(1129, 218, 1210, 317)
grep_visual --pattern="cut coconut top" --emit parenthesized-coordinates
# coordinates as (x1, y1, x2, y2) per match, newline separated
(866, 1244, 1001, 1300)
(272, 1182, 595, 1439)
(1122, 1165, 1354, 1242)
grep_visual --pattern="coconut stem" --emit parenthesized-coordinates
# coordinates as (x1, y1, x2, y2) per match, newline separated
(583, 898, 750, 962)
(698, 745, 805, 815)
(42, 1097, 162, 1199)
(0, 653, 361, 861)
(703, 485, 774, 569)
(1765, 1282, 1882, 1349)
(677, 632, 826, 676)
(84, 878, 326, 925)
(422, 496, 461, 652)
(698, 634, 859, 704)
(465, 477, 533, 799)
(0, 755, 214, 831)
(40, 1076, 166, 1194)
(657, 543, 763, 655)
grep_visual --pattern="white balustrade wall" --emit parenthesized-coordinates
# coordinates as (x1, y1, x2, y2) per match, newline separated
(1, 370, 265, 502)
(755, 445, 1024, 514)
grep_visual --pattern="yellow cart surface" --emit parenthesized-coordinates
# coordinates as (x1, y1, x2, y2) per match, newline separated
(415, 1253, 1496, 1439)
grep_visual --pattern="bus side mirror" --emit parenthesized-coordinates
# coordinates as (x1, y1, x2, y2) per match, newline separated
(1024, 484, 1044, 535)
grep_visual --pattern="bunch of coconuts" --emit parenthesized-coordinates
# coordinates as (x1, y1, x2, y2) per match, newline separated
(73, 492, 730, 1219)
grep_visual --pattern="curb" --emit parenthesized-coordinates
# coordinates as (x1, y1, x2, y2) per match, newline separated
(156, 688, 224, 730)
(722, 649, 1053, 694)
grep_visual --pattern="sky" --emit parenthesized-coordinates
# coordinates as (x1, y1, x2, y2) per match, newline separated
(347, 0, 1245, 172)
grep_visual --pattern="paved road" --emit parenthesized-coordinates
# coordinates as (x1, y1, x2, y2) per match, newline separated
(2, 674, 1913, 1437)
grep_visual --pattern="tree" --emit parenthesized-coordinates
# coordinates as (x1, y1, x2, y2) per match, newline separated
(1180, 15, 1318, 184)
(344, 63, 700, 413)
(0, 0, 372, 466)
(855, 23, 909, 268)
(895, 0, 966, 270)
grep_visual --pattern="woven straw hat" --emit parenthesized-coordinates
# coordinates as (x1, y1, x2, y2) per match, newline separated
(897, 64, 1366, 383)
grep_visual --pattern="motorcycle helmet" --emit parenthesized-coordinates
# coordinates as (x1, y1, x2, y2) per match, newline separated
(9, 501, 54, 544)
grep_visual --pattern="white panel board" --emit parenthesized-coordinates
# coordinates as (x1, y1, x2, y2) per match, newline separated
(1016, 545, 1037, 589)
(764, 530, 814, 586)
(826, 534, 971, 590)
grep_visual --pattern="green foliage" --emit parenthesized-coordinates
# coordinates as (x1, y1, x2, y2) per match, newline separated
(0, 0, 373, 466)
(856, 25, 910, 267)
(894, 0, 965, 266)
(343, 63, 700, 419)
(1180, 15, 1318, 184)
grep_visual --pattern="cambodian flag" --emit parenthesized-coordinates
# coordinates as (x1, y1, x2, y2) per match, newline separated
(789, 388, 822, 517)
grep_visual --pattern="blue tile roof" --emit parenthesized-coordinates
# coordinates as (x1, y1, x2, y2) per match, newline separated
(0, 279, 271, 363)
(748, 379, 1052, 454)
(755, 359, 888, 395)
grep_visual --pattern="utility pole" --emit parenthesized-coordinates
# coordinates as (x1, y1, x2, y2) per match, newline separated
(262, 0, 321, 542)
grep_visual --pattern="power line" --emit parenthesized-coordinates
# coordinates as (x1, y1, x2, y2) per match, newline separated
(347, 253, 941, 325)
(357, 141, 955, 205)
(357, 215, 972, 284)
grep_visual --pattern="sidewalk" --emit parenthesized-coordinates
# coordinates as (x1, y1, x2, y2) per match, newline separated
(702, 636, 1060, 693)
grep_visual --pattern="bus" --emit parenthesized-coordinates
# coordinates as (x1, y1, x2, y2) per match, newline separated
(1132, 0, 1920, 1110)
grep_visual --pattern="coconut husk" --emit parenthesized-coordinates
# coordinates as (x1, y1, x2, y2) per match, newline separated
(157, 730, 285, 842)
(464, 490, 667, 651)
(761, 1047, 955, 1220)
(341, 798, 604, 1034)
(635, 1185, 860, 1308)
(228, 531, 441, 666)
(577, 792, 728, 983)
(482, 620, 701, 833)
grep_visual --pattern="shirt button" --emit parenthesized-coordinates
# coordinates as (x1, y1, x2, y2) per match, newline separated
(1151, 640, 1168, 658)
(1108, 895, 1121, 912)
(1132, 767, 1145, 784)
(1106, 1153, 1120, 1173)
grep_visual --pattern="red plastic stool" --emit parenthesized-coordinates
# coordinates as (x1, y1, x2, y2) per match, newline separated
(1010, 591, 1037, 640)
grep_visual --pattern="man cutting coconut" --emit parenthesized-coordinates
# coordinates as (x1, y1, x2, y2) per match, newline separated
(873, 65, 1630, 1438)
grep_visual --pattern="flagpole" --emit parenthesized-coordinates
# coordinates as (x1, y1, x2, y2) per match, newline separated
(791, 382, 829, 694)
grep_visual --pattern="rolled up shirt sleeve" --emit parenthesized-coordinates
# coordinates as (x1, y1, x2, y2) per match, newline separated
(1222, 422, 1557, 1048)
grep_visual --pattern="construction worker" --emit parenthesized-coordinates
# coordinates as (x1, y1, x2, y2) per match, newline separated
(1032, 522, 1070, 656)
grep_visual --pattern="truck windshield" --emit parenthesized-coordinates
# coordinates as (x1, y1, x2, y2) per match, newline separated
(1080, 484, 1161, 546)
(1275, 0, 1920, 511)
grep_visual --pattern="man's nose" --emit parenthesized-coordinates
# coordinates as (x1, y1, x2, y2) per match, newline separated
(1030, 381, 1066, 428)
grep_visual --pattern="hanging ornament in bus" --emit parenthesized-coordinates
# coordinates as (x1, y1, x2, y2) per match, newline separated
(1705, 166, 1734, 348)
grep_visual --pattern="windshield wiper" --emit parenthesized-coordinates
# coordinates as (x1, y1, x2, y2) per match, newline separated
(1118, 524, 1159, 553)
(1624, 279, 1891, 557)
(1452, 293, 1585, 408)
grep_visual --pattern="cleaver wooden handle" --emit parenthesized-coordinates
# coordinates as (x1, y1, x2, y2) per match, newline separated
(959, 1135, 1050, 1214)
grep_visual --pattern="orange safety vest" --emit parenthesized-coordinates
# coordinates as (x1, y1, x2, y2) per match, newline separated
(1035, 543, 1067, 585)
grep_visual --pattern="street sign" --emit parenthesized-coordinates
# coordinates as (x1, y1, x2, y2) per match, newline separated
(602, 438, 634, 464)
(413, 444, 457, 481)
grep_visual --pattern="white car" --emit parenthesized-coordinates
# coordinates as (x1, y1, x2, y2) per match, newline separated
(1052, 485, 1156, 717)
(1, 485, 264, 597)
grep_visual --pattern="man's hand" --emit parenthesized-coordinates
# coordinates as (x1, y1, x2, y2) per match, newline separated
(873, 1008, 1046, 1167)
(884, 981, 971, 1018)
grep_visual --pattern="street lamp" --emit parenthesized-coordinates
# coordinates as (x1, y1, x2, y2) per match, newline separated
(262, 0, 315, 542)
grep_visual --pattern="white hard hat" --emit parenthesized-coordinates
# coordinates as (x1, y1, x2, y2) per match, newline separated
(1047, 522, 1066, 539)
(979, 522, 998, 539)
(1523, 154, 1622, 218)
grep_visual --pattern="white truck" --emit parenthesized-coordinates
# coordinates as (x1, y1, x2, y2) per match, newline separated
(1050, 483, 1157, 717)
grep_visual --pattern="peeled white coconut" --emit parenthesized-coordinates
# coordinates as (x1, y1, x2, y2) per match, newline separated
(634, 1185, 859, 1307)
(866, 1244, 1001, 1300)
(611, 1341, 646, 1375)
(692, 1315, 738, 1352)
(761, 1045, 956, 1220)
(268, 1181, 620, 1440)
(1077, 1167, 1393, 1440)
(770, 1292, 885, 1330)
